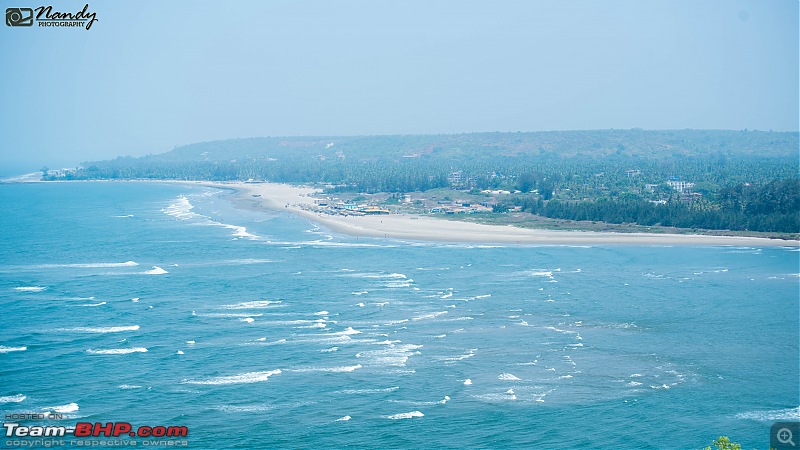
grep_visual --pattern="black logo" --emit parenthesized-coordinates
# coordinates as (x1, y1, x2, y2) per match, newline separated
(6, 8, 33, 26)
(5, 4, 97, 30)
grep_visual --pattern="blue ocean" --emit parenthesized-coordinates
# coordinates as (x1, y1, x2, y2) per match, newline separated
(0, 182, 797, 449)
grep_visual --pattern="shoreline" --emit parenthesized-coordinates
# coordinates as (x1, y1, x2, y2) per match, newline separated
(8, 179, 798, 246)
(207, 181, 798, 247)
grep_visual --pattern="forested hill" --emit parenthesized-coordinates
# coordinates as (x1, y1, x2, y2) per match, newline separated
(43, 129, 799, 235)
(103, 129, 797, 163)
(56, 129, 798, 186)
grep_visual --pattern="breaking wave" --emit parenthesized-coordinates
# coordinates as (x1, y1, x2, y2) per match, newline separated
(387, 411, 424, 420)
(86, 348, 148, 355)
(183, 370, 282, 385)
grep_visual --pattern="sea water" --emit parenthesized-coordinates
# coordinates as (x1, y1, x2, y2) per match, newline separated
(0, 182, 797, 449)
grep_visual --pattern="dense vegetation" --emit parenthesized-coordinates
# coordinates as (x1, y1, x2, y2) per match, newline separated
(505, 178, 800, 233)
(44, 130, 800, 234)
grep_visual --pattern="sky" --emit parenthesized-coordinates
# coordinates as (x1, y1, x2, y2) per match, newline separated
(0, 0, 797, 173)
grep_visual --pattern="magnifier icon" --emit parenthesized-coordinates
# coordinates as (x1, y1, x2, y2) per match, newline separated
(778, 428, 796, 446)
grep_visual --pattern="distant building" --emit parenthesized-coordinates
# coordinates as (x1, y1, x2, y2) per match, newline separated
(625, 169, 640, 178)
(447, 171, 464, 187)
(666, 179, 695, 193)
(644, 184, 659, 192)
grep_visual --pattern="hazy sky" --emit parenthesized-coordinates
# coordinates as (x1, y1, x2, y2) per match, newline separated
(0, 0, 797, 172)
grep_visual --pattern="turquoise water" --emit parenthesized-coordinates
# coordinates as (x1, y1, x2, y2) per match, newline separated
(0, 182, 797, 449)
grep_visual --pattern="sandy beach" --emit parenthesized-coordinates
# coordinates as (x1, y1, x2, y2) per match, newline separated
(191, 181, 797, 247)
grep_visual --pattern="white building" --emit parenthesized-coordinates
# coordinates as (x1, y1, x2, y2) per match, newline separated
(666, 180, 695, 193)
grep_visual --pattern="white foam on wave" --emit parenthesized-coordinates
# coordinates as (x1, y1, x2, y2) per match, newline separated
(223, 258, 274, 265)
(163, 196, 202, 220)
(498, 373, 521, 381)
(291, 364, 362, 373)
(436, 349, 476, 363)
(692, 268, 729, 275)
(545, 326, 580, 336)
(79, 302, 106, 307)
(735, 406, 800, 421)
(61, 325, 139, 333)
(220, 300, 281, 309)
(352, 291, 368, 295)
(530, 270, 554, 278)
(321, 347, 339, 353)
(224, 224, 255, 239)
(44, 403, 79, 414)
(348, 272, 407, 279)
(442, 316, 473, 322)
(240, 317, 255, 323)
(265, 319, 326, 325)
(215, 404, 276, 413)
(390, 395, 451, 406)
(0, 346, 27, 353)
(356, 343, 422, 367)
(199, 313, 265, 318)
(87, 347, 148, 355)
(314, 311, 329, 316)
(0, 394, 26, 403)
(143, 266, 168, 275)
(382, 319, 409, 326)
(412, 311, 448, 321)
(163, 195, 259, 239)
(41, 261, 139, 269)
(297, 322, 326, 329)
(337, 386, 399, 395)
(14, 286, 46, 292)
(387, 411, 424, 420)
(183, 369, 282, 385)
(118, 385, 144, 390)
(330, 327, 361, 336)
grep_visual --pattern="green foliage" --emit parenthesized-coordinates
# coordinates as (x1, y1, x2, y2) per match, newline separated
(47, 130, 800, 234)
(514, 179, 800, 233)
(702, 436, 742, 450)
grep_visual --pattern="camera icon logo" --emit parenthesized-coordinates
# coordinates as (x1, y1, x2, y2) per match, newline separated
(6, 8, 34, 27)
